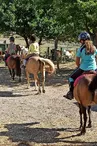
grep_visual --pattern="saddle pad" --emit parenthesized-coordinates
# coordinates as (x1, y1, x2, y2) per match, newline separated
(6, 56, 11, 63)
(6, 55, 18, 63)
(74, 74, 86, 87)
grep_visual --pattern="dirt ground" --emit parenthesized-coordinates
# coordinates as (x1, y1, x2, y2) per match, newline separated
(0, 62, 97, 146)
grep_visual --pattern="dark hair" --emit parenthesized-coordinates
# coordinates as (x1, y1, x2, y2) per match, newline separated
(10, 36, 15, 42)
(30, 35, 36, 42)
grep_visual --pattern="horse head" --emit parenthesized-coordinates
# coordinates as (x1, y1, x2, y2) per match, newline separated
(21, 46, 28, 59)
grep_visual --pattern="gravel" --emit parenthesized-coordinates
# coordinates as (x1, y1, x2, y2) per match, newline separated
(0, 62, 97, 146)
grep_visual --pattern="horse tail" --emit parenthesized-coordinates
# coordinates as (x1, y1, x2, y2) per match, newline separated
(39, 59, 46, 82)
(16, 56, 21, 76)
(39, 58, 55, 75)
(88, 74, 97, 93)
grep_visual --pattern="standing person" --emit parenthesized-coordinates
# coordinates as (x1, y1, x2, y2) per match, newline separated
(23, 34, 39, 66)
(63, 31, 97, 100)
(5, 36, 16, 64)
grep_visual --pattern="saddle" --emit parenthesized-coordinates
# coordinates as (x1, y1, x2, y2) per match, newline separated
(74, 70, 97, 87)
(26, 53, 39, 61)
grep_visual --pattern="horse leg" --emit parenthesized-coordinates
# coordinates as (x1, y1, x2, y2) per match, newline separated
(79, 104, 83, 130)
(26, 70, 30, 88)
(34, 73, 41, 94)
(35, 74, 41, 94)
(9, 68, 12, 77)
(41, 63, 45, 93)
(18, 69, 21, 82)
(12, 69, 15, 80)
(87, 106, 92, 128)
(34, 79, 38, 91)
(80, 105, 87, 135)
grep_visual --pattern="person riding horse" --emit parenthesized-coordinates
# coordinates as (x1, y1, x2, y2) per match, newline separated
(63, 31, 97, 100)
(23, 34, 40, 67)
(4, 36, 16, 65)
(4, 36, 21, 81)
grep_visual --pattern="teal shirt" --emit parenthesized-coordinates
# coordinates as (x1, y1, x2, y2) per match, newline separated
(76, 46, 97, 71)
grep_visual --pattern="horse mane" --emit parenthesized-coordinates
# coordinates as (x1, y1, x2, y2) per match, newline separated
(39, 58, 55, 74)
(15, 56, 21, 76)
(88, 74, 97, 92)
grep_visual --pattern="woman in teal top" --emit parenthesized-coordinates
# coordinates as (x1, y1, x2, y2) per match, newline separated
(63, 31, 97, 100)
(76, 44, 97, 71)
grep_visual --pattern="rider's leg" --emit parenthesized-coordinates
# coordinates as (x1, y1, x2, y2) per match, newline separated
(4, 54, 10, 66)
(63, 68, 84, 100)
(63, 78, 74, 100)
(23, 59, 27, 66)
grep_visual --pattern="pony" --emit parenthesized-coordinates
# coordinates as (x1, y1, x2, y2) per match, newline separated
(50, 49, 62, 70)
(21, 49, 55, 93)
(73, 73, 97, 135)
(6, 55, 21, 82)
(25, 56, 55, 93)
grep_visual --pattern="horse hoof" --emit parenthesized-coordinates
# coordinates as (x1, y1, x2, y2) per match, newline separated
(79, 126, 82, 131)
(35, 92, 40, 95)
(36, 91, 41, 95)
(81, 130, 86, 135)
(43, 90, 45, 93)
(39, 89, 41, 93)
(87, 124, 92, 128)
(38, 91, 41, 94)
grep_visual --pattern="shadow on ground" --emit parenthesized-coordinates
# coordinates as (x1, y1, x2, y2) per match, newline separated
(0, 65, 74, 87)
(0, 122, 97, 146)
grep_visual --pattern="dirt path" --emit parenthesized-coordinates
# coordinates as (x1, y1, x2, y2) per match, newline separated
(0, 62, 97, 146)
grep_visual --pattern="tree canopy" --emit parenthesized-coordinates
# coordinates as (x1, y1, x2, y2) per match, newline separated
(0, 0, 97, 46)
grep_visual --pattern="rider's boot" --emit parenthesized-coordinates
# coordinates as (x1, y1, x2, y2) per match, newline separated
(63, 82, 74, 100)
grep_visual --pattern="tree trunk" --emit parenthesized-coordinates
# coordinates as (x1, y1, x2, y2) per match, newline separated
(38, 36, 42, 46)
(54, 37, 58, 61)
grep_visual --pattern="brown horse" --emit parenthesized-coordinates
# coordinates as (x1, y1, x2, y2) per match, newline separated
(73, 73, 97, 135)
(23, 56, 55, 94)
(6, 55, 21, 82)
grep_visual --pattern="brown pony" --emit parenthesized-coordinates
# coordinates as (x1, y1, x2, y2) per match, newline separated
(73, 73, 97, 135)
(6, 55, 21, 82)
(23, 56, 55, 94)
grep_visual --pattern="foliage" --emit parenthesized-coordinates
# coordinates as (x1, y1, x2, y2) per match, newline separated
(0, 0, 97, 46)
(54, 0, 97, 43)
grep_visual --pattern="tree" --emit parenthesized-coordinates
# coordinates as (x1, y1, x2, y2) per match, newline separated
(54, 0, 97, 46)
(0, 1, 15, 33)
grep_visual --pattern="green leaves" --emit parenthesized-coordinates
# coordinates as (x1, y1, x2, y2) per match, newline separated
(0, 0, 97, 44)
